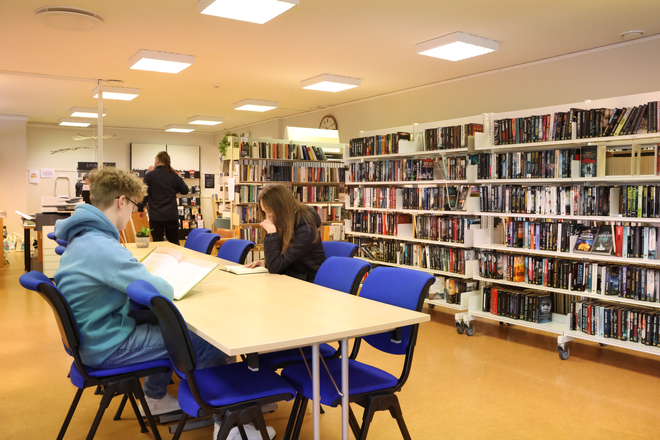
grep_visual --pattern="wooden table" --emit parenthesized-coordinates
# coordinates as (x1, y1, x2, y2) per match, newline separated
(127, 242, 429, 440)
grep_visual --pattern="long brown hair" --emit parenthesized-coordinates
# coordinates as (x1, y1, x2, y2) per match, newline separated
(156, 151, 175, 173)
(258, 184, 320, 252)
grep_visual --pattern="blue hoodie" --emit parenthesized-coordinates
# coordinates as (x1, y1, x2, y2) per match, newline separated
(54, 204, 174, 366)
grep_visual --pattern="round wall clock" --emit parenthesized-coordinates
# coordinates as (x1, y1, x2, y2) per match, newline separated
(319, 115, 338, 130)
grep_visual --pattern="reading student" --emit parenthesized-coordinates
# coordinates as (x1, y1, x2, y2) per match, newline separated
(53, 167, 228, 417)
(245, 183, 326, 282)
(143, 151, 188, 244)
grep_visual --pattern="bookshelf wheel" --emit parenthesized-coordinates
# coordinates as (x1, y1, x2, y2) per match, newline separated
(464, 322, 475, 337)
(428, 304, 435, 309)
(455, 321, 464, 335)
(599, 343, 607, 347)
(558, 345, 570, 361)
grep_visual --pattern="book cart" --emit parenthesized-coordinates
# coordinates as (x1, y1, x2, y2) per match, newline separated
(458, 91, 660, 360)
(344, 117, 485, 328)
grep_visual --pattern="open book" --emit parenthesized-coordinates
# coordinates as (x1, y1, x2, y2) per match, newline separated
(141, 248, 218, 300)
(223, 265, 269, 275)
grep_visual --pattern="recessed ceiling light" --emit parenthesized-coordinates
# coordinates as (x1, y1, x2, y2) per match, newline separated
(187, 116, 225, 125)
(301, 74, 361, 92)
(416, 32, 498, 61)
(233, 99, 279, 112)
(69, 107, 106, 118)
(128, 49, 194, 74)
(621, 30, 645, 39)
(59, 117, 91, 127)
(35, 6, 103, 31)
(92, 85, 141, 101)
(165, 125, 196, 133)
(198, 0, 298, 24)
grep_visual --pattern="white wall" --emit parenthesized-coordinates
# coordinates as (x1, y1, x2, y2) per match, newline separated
(26, 125, 220, 229)
(0, 115, 28, 234)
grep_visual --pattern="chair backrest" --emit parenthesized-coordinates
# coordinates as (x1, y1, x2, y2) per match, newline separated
(359, 267, 434, 355)
(217, 239, 255, 264)
(47, 232, 57, 241)
(184, 228, 211, 249)
(186, 233, 220, 255)
(55, 245, 66, 256)
(322, 241, 358, 258)
(314, 257, 370, 295)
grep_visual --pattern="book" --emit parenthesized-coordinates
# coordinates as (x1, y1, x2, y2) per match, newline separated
(456, 185, 469, 210)
(592, 225, 614, 255)
(141, 247, 219, 300)
(574, 228, 597, 253)
(223, 265, 269, 275)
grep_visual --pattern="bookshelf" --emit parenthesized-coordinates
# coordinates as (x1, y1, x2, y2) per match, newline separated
(465, 91, 660, 360)
(345, 116, 484, 316)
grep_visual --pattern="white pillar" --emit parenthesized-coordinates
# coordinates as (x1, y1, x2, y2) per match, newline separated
(97, 80, 104, 169)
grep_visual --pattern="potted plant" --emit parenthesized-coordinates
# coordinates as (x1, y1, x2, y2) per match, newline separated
(135, 226, 152, 248)
(218, 128, 238, 157)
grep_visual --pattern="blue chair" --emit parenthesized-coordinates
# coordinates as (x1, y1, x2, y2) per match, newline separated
(126, 280, 296, 440)
(19, 271, 171, 440)
(281, 267, 434, 440)
(259, 257, 371, 371)
(185, 233, 220, 255)
(184, 228, 211, 249)
(217, 239, 254, 264)
(322, 241, 358, 258)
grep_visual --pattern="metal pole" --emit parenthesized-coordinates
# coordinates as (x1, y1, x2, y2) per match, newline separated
(312, 343, 320, 440)
(97, 80, 104, 169)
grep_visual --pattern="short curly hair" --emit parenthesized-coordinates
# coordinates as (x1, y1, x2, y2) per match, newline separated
(88, 167, 147, 210)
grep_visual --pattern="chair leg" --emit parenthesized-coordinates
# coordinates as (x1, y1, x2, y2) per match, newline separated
(127, 392, 149, 433)
(113, 394, 129, 421)
(171, 413, 189, 440)
(57, 388, 84, 440)
(385, 395, 411, 440)
(290, 397, 308, 440)
(131, 381, 163, 440)
(86, 384, 116, 440)
(239, 405, 270, 440)
(216, 411, 240, 440)
(357, 397, 378, 440)
(348, 405, 362, 440)
(283, 394, 303, 440)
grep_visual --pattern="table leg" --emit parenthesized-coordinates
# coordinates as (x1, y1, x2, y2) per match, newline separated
(341, 338, 349, 440)
(312, 343, 320, 440)
(24, 227, 30, 271)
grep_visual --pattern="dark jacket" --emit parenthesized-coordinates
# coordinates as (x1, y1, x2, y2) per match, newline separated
(264, 208, 326, 282)
(143, 166, 188, 221)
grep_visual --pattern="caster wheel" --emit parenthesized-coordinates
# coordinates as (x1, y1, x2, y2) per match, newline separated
(599, 343, 607, 347)
(558, 346, 570, 360)
(499, 321, 504, 325)
(455, 321, 464, 335)
(506, 323, 513, 326)
(464, 322, 475, 336)
(428, 304, 435, 309)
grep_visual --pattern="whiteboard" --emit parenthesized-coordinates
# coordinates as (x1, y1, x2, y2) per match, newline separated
(131, 143, 166, 171)
(167, 144, 199, 172)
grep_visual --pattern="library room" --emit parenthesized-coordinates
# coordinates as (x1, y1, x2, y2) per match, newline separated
(2, 2, 660, 439)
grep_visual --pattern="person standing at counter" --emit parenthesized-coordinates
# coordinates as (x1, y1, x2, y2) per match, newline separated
(143, 151, 188, 244)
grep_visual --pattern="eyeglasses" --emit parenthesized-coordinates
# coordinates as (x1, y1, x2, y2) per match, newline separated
(117, 196, 139, 213)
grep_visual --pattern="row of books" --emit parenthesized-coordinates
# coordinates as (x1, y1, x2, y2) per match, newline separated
(311, 206, 341, 222)
(348, 132, 411, 157)
(479, 185, 612, 216)
(423, 124, 483, 150)
(239, 226, 265, 246)
(236, 185, 261, 203)
(476, 149, 580, 180)
(481, 286, 553, 323)
(239, 141, 329, 161)
(414, 216, 477, 243)
(320, 224, 345, 241)
(350, 212, 411, 237)
(239, 161, 344, 183)
(176, 196, 199, 206)
(499, 218, 579, 253)
(292, 186, 339, 203)
(569, 300, 660, 346)
(348, 185, 472, 211)
(177, 206, 200, 220)
(179, 219, 204, 230)
(347, 158, 436, 182)
(620, 185, 660, 218)
(238, 206, 261, 224)
(494, 113, 565, 145)
(427, 277, 478, 303)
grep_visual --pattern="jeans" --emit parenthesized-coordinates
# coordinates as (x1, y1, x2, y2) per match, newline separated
(96, 323, 228, 399)
(150, 219, 180, 245)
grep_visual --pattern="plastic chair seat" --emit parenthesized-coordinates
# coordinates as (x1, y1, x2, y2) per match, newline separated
(259, 344, 337, 370)
(282, 358, 398, 407)
(177, 362, 296, 417)
(69, 359, 172, 389)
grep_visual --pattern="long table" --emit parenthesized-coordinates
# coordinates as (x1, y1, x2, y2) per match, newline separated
(128, 242, 430, 440)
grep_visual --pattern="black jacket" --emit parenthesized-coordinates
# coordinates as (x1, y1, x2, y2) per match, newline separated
(143, 166, 188, 222)
(263, 208, 326, 282)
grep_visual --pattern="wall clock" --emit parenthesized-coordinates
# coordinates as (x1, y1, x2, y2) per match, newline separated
(319, 115, 338, 130)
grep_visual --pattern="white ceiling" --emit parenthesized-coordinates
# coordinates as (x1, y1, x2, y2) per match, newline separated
(1, 0, 659, 133)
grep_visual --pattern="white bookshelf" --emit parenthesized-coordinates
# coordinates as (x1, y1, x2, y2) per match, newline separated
(357, 257, 476, 279)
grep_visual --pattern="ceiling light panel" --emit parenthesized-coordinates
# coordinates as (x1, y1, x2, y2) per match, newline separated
(233, 99, 279, 112)
(188, 116, 225, 125)
(128, 49, 194, 74)
(301, 74, 361, 92)
(59, 117, 91, 127)
(416, 32, 498, 61)
(70, 107, 106, 118)
(164, 125, 196, 133)
(198, 0, 299, 24)
(92, 85, 141, 101)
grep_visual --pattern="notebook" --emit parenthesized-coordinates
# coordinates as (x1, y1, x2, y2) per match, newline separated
(223, 265, 269, 275)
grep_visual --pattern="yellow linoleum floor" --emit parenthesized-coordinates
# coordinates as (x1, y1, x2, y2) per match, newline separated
(2, 251, 660, 440)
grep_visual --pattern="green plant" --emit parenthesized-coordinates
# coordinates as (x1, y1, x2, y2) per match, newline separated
(218, 128, 238, 156)
(136, 226, 152, 237)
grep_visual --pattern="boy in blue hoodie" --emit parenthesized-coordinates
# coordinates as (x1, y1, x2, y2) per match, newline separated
(54, 167, 227, 417)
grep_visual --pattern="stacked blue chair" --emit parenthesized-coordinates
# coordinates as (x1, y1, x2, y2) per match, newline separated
(281, 266, 434, 440)
(259, 257, 371, 371)
(322, 241, 358, 258)
(126, 280, 296, 440)
(19, 271, 170, 440)
(185, 232, 220, 255)
(183, 228, 211, 249)
(217, 239, 254, 264)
